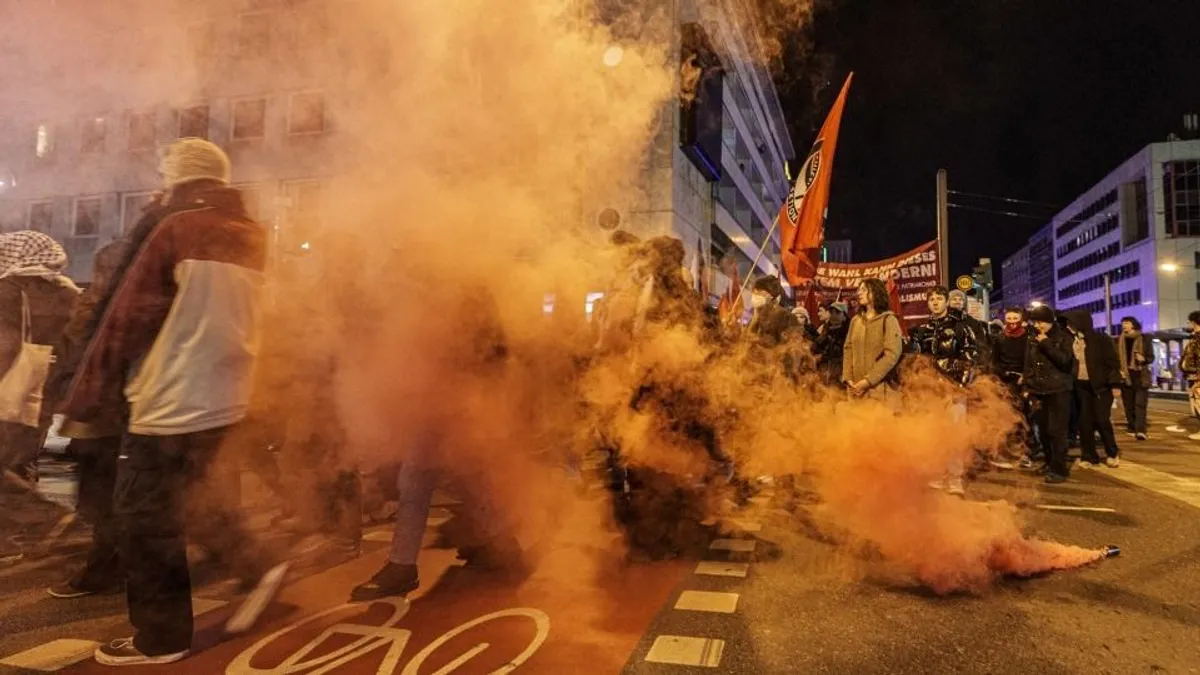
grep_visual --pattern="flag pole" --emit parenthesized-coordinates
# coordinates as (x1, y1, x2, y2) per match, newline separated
(726, 214, 783, 324)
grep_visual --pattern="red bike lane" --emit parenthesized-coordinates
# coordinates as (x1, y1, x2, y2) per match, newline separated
(61, 547, 689, 675)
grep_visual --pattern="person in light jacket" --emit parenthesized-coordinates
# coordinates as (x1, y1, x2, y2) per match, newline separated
(1116, 316, 1154, 440)
(842, 278, 904, 402)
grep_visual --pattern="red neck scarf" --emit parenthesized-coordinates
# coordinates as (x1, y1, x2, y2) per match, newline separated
(1003, 323, 1026, 338)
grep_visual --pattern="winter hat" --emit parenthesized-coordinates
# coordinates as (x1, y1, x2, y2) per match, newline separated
(159, 138, 231, 188)
(753, 275, 783, 298)
(1028, 305, 1055, 324)
(829, 301, 849, 316)
(792, 306, 810, 322)
(948, 289, 967, 304)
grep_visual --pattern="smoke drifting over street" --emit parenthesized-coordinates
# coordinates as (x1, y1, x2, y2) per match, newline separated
(2, 0, 1109, 597)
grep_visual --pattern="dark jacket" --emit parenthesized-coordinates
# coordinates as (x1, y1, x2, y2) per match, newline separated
(1116, 331, 1154, 387)
(0, 275, 78, 408)
(1023, 324, 1075, 395)
(993, 328, 1029, 382)
(1182, 336, 1200, 383)
(1064, 311, 1122, 387)
(811, 319, 848, 376)
(748, 302, 800, 349)
(49, 240, 131, 437)
(958, 310, 991, 373)
(907, 311, 978, 386)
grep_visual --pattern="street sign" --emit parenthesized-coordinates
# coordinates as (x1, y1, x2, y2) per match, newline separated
(955, 275, 974, 292)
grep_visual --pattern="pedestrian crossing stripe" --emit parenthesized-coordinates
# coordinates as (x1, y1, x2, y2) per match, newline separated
(0, 639, 99, 671)
(645, 635, 725, 667)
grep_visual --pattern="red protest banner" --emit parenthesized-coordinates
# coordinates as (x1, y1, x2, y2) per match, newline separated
(810, 240, 940, 322)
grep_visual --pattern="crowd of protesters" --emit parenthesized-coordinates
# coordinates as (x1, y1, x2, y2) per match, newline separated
(4, 138, 1200, 666)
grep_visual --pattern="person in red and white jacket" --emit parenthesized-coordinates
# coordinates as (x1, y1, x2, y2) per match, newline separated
(61, 138, 280, 667)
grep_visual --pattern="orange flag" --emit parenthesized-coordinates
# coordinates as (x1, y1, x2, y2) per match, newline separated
(779, 74, 853, 286)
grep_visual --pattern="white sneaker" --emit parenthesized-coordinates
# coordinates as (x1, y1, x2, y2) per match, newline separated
(1105, 457, 1120, 468)
(94, 638, 188, 666)
(1074, 459, 1099, 470)
(1135, 433, 1147, 441)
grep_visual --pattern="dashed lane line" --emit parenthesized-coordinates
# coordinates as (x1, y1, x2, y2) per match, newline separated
(674, 590, 740, 614)
(1098, 459, 1200, 510)
(0, 639, 99, 672)
(709, 538, 757, 553)
(645, 635, 726, 668)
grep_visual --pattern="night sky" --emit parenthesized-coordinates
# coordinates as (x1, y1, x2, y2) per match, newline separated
(772, 0, 1200, 289)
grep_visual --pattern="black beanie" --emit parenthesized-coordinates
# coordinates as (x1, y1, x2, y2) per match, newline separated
(1028, 305, 1055, 324)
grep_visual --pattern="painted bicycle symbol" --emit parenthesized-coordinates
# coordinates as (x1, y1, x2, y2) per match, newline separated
(226, 598, 550, 675)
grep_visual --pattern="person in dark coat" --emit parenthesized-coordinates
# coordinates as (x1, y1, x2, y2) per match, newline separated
(949, 289, 990, 372)
(1116, 316, 1154, 440)
(0, 231, 79, 558)
(1063, 311, 1122, 468)
(1023, 305, 1076, 482)
(994, 307, 1037, 463)
(46, 238, 131, 598)
(811, 301, 849, 385)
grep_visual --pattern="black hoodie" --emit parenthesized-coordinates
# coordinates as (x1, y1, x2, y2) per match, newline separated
(1063, 311, 1122, 387)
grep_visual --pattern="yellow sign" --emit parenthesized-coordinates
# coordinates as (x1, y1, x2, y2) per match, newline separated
(956, 275, 974, 292)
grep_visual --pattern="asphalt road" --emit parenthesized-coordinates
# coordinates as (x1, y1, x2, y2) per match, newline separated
(2, 398, 1198, 674)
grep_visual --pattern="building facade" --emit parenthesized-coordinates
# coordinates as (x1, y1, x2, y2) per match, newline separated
(1050, 140, 1200, 337)
(822, 238, 852, 263)
(1028, 224, 1055, 307)
(0, 0, 794, 291)
(999, 242, 1031, 309)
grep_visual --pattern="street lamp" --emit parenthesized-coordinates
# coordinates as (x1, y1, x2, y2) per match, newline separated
(602, 45, 624, 68)
(1030, 300, 1044, 308)
(1160, 262, 1180, 273)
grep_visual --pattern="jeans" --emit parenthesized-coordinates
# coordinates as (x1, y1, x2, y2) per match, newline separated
(388, 448, 438, 566)
(1121, 382, 1150, 434)
(1033, 391, 1071, 477)
(115, 427, 268, 655)
(1076, 380, 1119, 463)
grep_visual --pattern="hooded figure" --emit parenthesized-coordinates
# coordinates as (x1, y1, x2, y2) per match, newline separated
(0, 231, 79, 482)
(1023, 305, 1075, 482)
(1063, 310, 1121, 468)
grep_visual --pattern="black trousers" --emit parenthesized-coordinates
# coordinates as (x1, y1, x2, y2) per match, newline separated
(1076, 380, 1119, 463)
(115, 426, 267, 655)
(1032, 391, 1071, 477)
(1121, 381, 1150, 434)
(74, 437, 122, 584)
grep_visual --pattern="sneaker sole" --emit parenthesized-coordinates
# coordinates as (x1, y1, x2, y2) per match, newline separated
(94, 650, 189, 666)
(225, 561, 292, 635)
(47, 587, 93, 599)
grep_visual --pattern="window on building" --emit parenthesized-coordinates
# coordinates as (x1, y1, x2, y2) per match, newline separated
(80, 117, 107, 154)
(128, 112, 156, 151)
(288, 92, 326, 135)
(35, 124, 55, 158)
(121, 192, 157, 233)
(73, 197, 102, 236)
(28, 201, 53, 232)
(232, 99, 267, 140)
(281, 180, 322, 250)
(178, 105, 210, 139)
(238, 13, 272, 57)
(1165, 160, 1200, 238)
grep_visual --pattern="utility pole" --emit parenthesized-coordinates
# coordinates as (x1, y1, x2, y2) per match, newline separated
(1103, 272, 1113, 336)
(936, 169, 950, 286)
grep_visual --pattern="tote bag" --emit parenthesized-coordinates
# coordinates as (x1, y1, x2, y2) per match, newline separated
(0, 292, 55, 427)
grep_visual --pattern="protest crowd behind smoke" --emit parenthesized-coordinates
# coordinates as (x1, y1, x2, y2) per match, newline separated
(2, 0, 1106, 594)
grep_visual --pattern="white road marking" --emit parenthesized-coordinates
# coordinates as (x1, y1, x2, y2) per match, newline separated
(1034, 505, 1117, 513)
(674, 590, 740, 614)
(0, 639, 99, 671)
(709, 538, 757, 553)
(193, 597, 229, 616)
(727, 519, 763, 533)
(645, 635, 725, 667)
(695, 561, 749, 578)
(1099, 460, 1200, 510)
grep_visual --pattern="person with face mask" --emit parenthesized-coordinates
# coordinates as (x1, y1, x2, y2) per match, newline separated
(61, 138, 286, 666)
(908, 286, 978, 495)
(1116, 316, 1154, 440)
(949, 289, 991, 372)
(1063, 311, 1122, 469)
(993, 307, 1038, 465)
(842, 278, 904, 401)
(1023, 306, 1077, 483)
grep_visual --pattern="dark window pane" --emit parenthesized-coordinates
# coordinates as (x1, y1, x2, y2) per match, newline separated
(81, 117, 106, 153)
(128, 112, 156, 151)
(28, 202, 53, 232)
(179, 105, 210, 139)
(232, 99, 267, 140)
(74, 198, 102, 236)
(288, 93, 325, 134)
